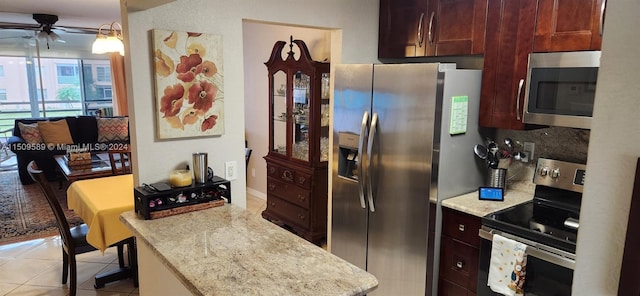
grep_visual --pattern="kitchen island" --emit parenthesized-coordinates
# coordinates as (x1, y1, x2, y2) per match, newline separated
(120, 205, 377, 296)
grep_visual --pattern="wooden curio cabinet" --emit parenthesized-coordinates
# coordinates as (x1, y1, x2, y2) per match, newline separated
(262, 36, 330, 244)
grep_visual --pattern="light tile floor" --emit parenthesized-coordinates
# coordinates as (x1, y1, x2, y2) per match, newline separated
(0, 194, 267, 296)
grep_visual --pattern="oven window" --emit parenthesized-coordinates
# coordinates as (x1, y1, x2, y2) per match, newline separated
(478, 239, 573, 296)
(528, 67, 598, 117)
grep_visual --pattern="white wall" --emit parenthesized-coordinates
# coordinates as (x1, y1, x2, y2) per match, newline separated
(121, 0, 378, 209)
(242, 21, 332, 199)
(573, 1, 640, 294)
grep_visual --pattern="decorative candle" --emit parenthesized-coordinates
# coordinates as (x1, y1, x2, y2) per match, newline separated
(169, 169, 192, 187)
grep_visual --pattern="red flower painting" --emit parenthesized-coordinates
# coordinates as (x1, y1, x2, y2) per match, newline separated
(153, 29, 224, 139)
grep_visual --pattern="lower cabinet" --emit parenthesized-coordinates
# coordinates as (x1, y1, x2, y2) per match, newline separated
(439, 207, 481, 295)
(262, 158, 327, 245)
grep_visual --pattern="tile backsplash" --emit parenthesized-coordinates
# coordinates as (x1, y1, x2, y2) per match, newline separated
(481, 126, 590, 193)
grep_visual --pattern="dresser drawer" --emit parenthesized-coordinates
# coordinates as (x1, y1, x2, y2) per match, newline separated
(266, 164, 312, 190)
(267, 177, 310, 209)
(266, 197, 310, 228)
(442, 207, 481, 247)
(439, 235, 479, 292)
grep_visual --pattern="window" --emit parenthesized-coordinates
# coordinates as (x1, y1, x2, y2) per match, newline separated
(0, 56, 114, 132)
(103, 88, 113, 98)
(97, 66, 111, 82)
(0, 31, 115, 131)
(57, 64, 79, 84)
(36, 89, 48, 100)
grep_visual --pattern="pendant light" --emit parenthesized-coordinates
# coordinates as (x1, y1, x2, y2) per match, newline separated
(92, 22, 124, 56)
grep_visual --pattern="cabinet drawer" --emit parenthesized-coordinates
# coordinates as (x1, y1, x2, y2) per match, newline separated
(266, 197, 310, 228)
(439, 236, 479, 292)
(439, 278, 473, 296)
(267, 164, 281, 178)
(442, 207, 481, 246)
(267, 177, 310, 209)
(266, 164, 312, 190)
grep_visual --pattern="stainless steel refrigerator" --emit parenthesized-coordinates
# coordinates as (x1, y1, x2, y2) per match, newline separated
(331, 63, 484, 295)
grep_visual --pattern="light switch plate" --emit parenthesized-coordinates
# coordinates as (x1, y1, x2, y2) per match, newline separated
(225, 161, 237, 180)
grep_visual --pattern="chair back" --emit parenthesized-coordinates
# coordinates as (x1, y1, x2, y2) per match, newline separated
(27, 161, 75, 251)
(245, 148, 252, 167)
(108, 148, 132, 175)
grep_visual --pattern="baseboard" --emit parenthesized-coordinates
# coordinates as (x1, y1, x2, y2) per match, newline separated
(246, 187, 266, 200)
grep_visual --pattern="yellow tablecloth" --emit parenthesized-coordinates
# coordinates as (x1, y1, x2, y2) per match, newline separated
(67, 174, 134, 252)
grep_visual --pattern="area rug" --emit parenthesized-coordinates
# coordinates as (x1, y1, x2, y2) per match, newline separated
(0, 170, 82, 245)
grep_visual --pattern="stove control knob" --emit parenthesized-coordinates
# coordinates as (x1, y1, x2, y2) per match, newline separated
(540, 167, 549, 176)
(551, 168, 560, 178)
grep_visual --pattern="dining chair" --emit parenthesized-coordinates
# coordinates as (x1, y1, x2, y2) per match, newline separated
(108, 148, 132, 175)
(27, 161, 127, 296)
(245, 147, 252, 167)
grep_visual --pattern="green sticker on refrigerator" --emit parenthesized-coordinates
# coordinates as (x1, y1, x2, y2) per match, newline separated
(449, 96, 468, 135)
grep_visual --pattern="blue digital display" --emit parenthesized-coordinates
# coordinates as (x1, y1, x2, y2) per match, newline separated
(479, 187, 504, 201)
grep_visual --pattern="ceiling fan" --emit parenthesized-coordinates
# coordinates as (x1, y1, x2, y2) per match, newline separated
(0, 14, 98, 49)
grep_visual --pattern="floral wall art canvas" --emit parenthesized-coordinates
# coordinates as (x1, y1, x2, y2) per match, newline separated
(152, 29, 224, 139)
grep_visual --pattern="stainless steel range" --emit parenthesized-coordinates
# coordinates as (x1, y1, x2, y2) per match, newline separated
(477, 158, 586, 296)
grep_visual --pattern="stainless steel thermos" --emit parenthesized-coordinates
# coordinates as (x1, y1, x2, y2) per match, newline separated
(192, 152, 209, 183)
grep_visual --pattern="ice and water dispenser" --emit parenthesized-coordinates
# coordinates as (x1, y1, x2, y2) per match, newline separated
(337, 132, 360, 181)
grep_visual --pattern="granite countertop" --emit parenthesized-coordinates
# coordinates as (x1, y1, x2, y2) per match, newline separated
(120, 205, 378, 296)
(441, 189, 534, 217)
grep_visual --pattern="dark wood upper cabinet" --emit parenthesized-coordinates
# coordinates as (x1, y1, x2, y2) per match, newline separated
(426, 0, 488, 56)
(479, 0, 537, 130)
(378, 0, 428, 58)
(378, 0, 488, 59)
(534, 0, 605, 52)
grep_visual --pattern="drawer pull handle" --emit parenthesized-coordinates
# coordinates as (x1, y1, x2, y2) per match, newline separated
(270, 202, 276, 207)
(297, 176, 306, 185)
(456, 261, 464, 269)
(298, 214, 305, 220)
(268, 183, 276, 191)
(458, 224, 465, 232)
(269, 167, 276, 174)
(282, 170, 293, 182)
(298, 195, 305, 201)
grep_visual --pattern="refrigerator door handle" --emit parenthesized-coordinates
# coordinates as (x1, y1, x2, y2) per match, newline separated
(357, 112, 370, 209)
(366, 112, 378, 212)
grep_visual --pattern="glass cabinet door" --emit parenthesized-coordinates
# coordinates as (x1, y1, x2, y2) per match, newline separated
(272, 70, 287, 155)
(320, 72, 330, 162)
(291, 71, 310, 162)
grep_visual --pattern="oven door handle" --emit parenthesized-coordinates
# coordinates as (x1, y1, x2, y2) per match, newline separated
(479, 228, 576, 270)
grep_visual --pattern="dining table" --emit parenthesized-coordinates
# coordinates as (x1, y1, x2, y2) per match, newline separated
(66, 173, 138, 288)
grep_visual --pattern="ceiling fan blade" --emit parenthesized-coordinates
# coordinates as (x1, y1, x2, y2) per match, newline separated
(0, 22, 41, 30)
(0, 22, 98, 35)
(53, 26, 98, 35)
(0, 35, 33, 40)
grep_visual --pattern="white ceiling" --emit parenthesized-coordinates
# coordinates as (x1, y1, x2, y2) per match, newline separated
(0, 0, 121, 29)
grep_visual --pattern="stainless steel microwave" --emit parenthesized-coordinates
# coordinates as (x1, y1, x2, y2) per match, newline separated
(523, 51, 601, 129)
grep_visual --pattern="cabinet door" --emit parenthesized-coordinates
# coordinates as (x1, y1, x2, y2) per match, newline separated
(534, 0, 605, 52)
(271, 70, 288, 156)
(379, 0, 428, 58)
(427, 0, 488, 56)
(479, 0, 537, 129)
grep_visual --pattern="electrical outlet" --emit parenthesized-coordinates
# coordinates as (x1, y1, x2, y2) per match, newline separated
(225, 161, 237, 180)
(523, 142, 535, 162)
